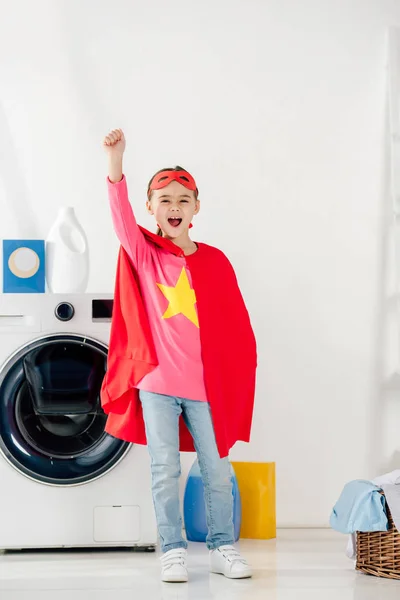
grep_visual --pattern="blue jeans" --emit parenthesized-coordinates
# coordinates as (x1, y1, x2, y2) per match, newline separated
(139, 390, 235, 553)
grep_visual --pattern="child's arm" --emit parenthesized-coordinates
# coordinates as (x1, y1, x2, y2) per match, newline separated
(103, 129, 148, 266)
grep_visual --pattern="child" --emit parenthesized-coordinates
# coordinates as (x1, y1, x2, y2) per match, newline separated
(101, 129, 257, 583)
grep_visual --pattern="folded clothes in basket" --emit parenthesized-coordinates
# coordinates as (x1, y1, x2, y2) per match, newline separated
(330, 480, 388, 535)
(343, 470, 400, 560)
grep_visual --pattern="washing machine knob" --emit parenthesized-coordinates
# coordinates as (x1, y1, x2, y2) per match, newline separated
(55, 302, 75, 322)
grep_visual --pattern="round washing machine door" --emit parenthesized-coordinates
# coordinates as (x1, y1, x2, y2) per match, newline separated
(0, 334, 131, 485)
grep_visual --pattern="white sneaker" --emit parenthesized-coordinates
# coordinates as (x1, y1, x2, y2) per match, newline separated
(161, 548, 188, 583)
(210, 545, 252, 579)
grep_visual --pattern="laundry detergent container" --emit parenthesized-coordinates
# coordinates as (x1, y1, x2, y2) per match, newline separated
(183, 458, 241, 542)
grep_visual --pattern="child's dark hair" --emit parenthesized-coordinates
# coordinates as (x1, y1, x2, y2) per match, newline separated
(147, 166, 199, 236)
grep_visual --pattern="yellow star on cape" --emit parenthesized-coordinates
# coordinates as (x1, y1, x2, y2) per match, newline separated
(157, 267, 199, 328)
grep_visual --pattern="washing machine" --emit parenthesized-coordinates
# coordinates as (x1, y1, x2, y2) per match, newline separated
(0, 293, 157, 550)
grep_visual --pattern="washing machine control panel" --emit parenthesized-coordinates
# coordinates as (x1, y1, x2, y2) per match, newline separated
(54, 302, 75, 322)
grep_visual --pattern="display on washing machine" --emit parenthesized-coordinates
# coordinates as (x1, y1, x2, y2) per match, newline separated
(92, 299, 113, 321)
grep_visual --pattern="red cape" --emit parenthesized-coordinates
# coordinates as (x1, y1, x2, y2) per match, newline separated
(101, 229, 257, 458)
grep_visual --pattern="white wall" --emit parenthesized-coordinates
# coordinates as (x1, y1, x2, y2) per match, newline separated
(1, 0, 400, 527)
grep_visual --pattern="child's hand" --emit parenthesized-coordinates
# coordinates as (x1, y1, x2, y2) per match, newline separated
(103, 128, 126, 156)
(104, 129, 125, 183)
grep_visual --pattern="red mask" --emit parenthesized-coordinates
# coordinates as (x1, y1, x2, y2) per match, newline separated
(149, 170, 197, 192)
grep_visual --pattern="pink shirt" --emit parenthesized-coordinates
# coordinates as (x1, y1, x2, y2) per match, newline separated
(108, 176, 208, 402)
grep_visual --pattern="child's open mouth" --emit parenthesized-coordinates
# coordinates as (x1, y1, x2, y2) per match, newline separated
(168, 218, 182, 228)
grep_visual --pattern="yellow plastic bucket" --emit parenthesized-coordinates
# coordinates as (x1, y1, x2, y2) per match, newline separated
(231, 461, 276, 539)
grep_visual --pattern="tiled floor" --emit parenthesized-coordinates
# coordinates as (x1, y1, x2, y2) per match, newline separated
(0, 530, 399, 599)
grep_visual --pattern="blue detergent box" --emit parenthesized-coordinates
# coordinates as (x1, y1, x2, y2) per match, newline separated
(3, 240, 45, 293)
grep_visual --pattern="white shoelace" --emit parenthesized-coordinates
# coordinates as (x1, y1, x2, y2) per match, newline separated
(218, 545, 247, 564)
(161, 549, 187, 569)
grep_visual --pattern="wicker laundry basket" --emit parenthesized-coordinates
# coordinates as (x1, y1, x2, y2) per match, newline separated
(356, 495, 400, 580)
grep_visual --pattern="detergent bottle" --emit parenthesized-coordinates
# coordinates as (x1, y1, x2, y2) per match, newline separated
(46, 207, 89, 293)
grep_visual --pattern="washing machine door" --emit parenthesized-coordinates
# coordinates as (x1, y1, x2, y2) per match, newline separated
(0, 334, 130, 485)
